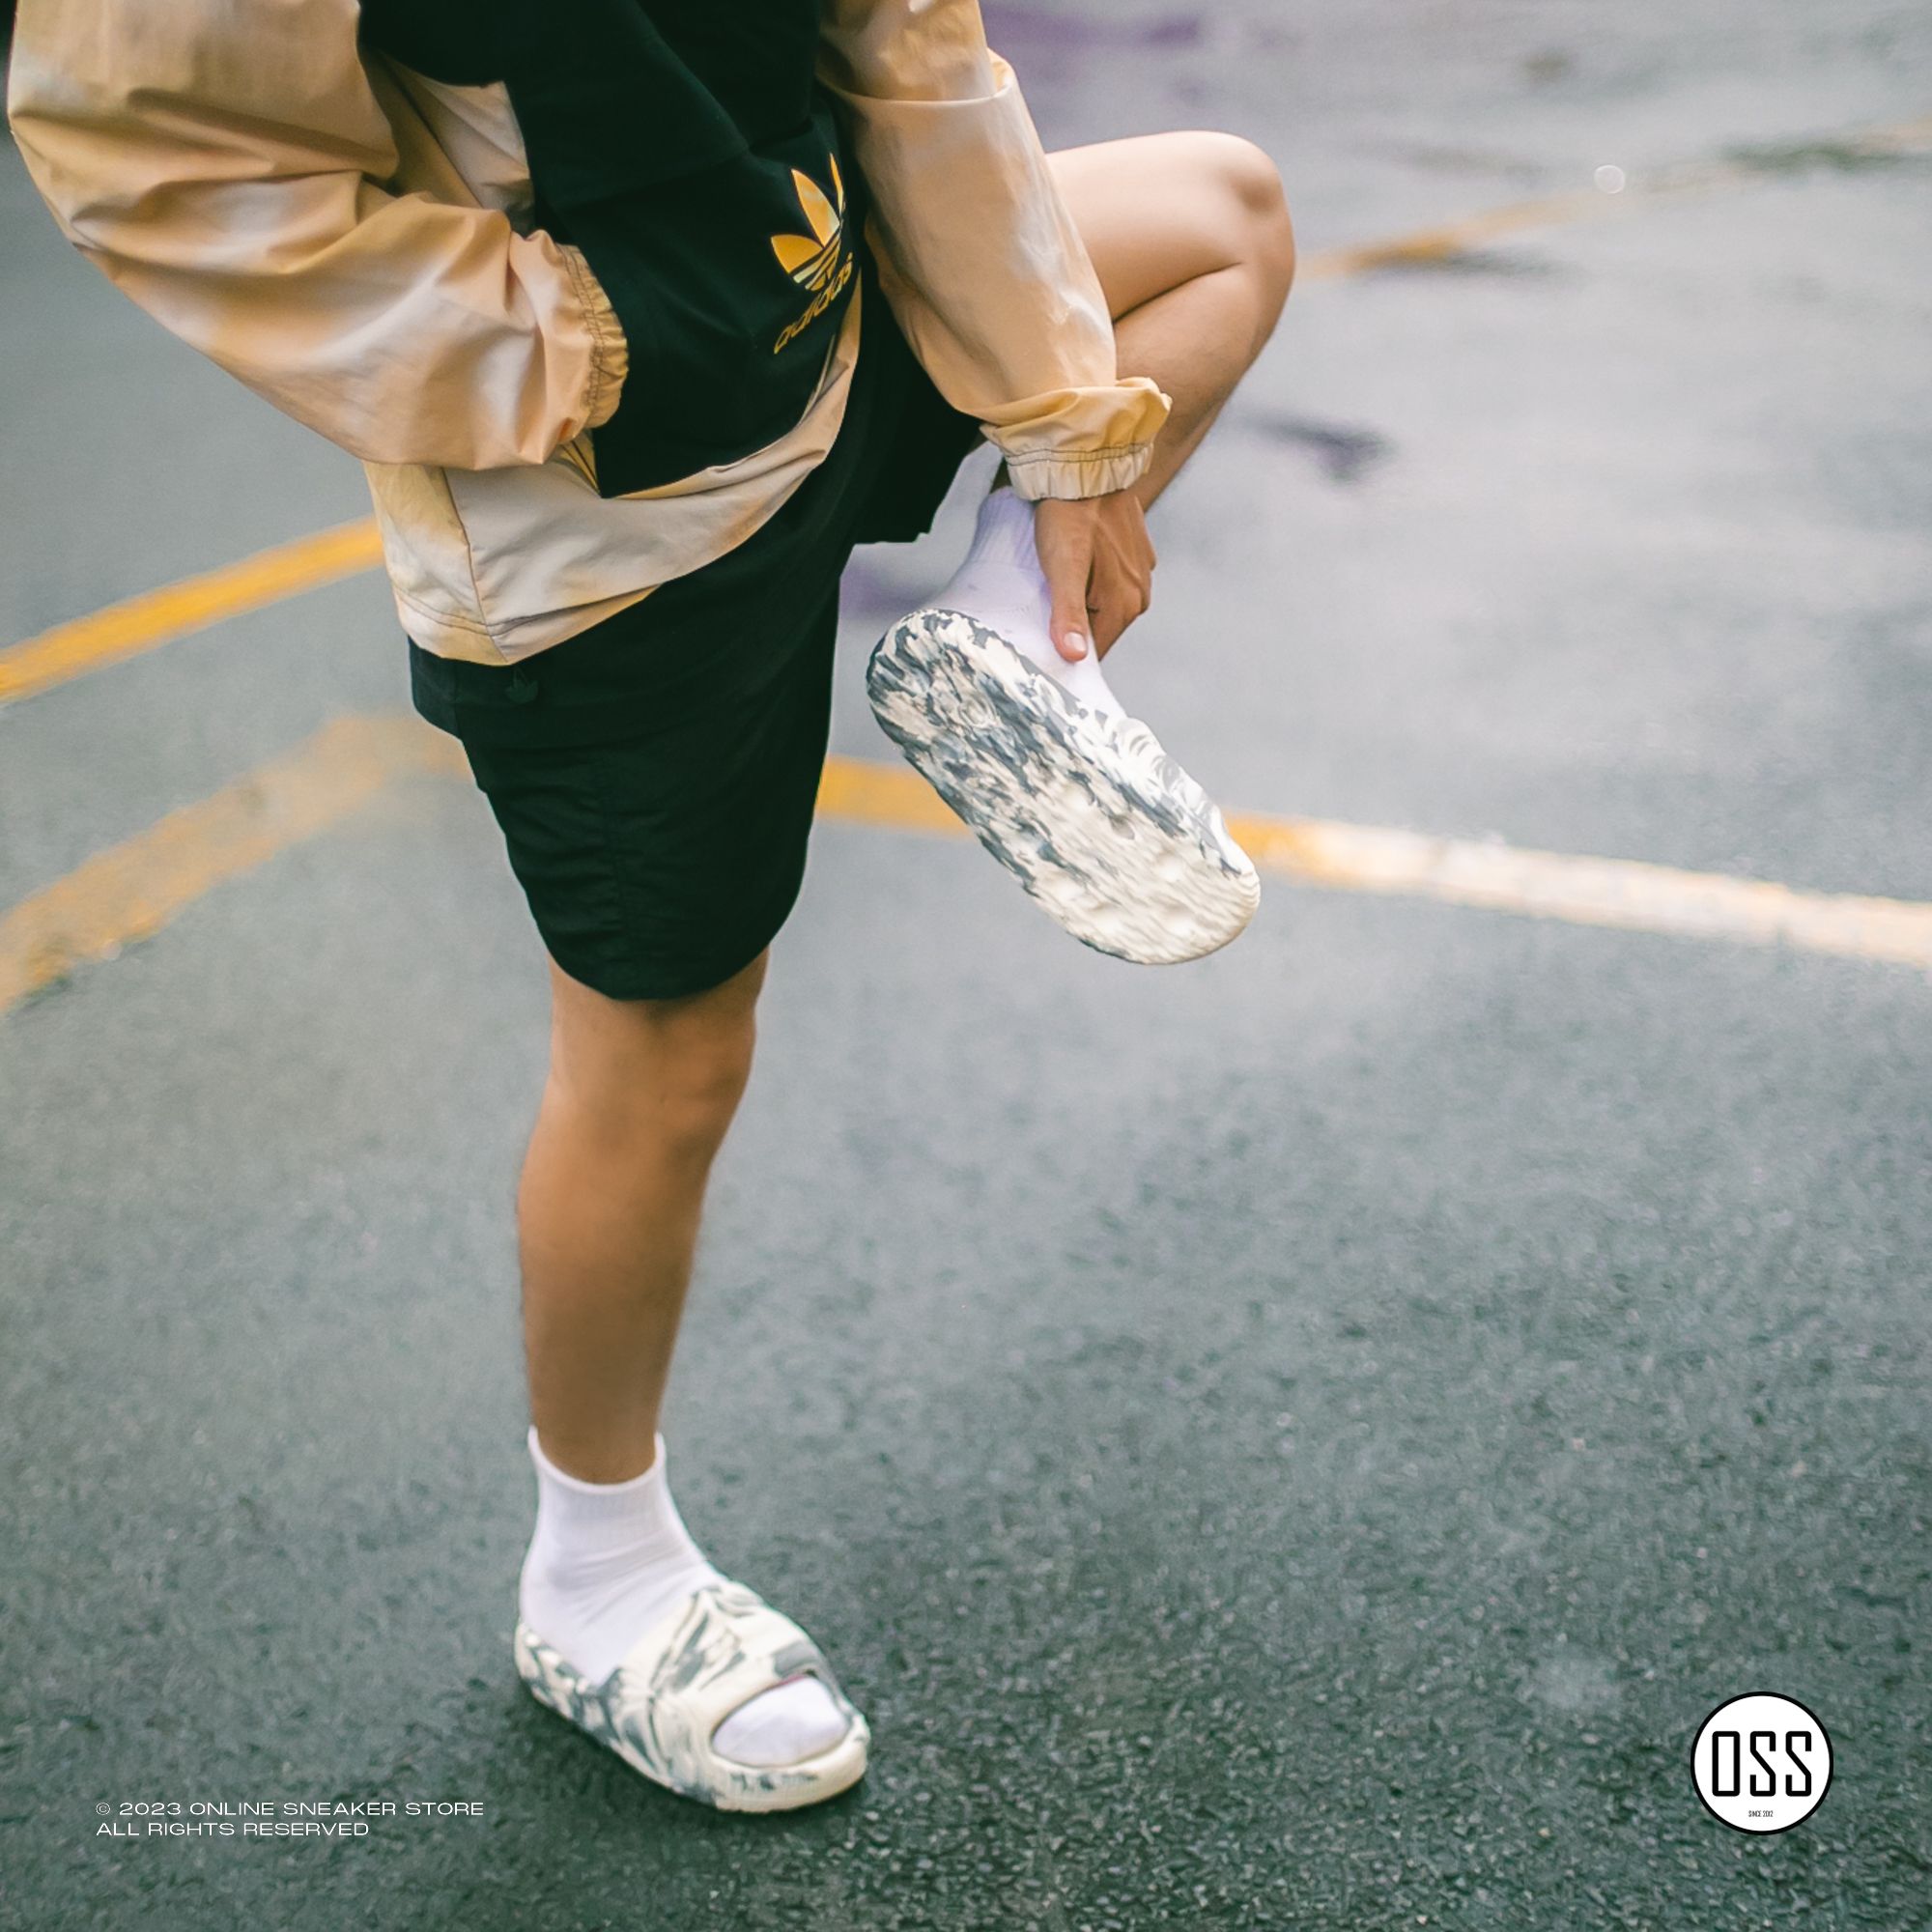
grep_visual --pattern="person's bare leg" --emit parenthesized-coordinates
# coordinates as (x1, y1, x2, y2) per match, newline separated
(520, 950, 766, 1483)
(512, 946, 858, 1777)
(1051, 130, 1296, 514)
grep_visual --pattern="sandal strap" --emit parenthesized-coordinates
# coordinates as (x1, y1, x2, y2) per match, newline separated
(603, 1581, 847, 1783)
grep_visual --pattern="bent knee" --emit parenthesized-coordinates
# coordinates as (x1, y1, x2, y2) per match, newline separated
(1203, 133, 1288, 219)
(1171, 131, 1294, 293)
(1209, 133, 1295, 294)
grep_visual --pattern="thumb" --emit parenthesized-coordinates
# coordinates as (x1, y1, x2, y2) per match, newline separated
(1035, 504, 1094, 662)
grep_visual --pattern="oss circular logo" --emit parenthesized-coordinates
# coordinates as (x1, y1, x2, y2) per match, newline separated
(1690, 1692, 1833, 1833)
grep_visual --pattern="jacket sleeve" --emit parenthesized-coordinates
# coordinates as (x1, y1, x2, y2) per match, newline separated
(817, 0, 1169, 501)
(3, 0, 628, 471)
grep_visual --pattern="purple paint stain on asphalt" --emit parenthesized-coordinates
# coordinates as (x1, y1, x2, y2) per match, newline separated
(976, 7, 1210, 104)
(1242, 413, 1395, 485)
(1141, 18, 1206, 49)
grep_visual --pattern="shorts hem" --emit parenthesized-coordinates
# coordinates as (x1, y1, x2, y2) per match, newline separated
(543, 920, 787, 1003)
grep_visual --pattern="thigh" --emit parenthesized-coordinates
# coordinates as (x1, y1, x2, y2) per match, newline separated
(459, 591, 839, 1004)
(1046, 130, 1272, 319)
(546, 945, 767, 1088)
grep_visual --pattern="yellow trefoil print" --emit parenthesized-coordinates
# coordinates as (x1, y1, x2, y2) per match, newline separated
(771, 154, 846, 288)
(771, 155, 855, 354)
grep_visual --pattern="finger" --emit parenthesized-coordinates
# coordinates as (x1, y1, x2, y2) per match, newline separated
(1094, 596, 1137, 653)
(1039, 524, 1094, 662)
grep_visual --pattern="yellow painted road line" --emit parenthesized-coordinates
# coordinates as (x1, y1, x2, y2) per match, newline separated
(1298, 111, 1932, 279)
(0, 518, 384, 706)
(1224, 811, 1932, 970)
(6, 725, 1931, 1016)
(817, 758, 1932, 969)
(1301, 189, 1611, 278)
(814, 753, 964, 838)
(0, 715, 462, 1013)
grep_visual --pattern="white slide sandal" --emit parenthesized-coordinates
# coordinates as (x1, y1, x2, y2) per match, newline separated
(867, 610, 1261, 965)
(514, 1579, 870, 1813)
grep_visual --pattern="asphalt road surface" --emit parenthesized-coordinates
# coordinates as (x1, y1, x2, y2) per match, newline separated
(3, 2, 1928, 1926)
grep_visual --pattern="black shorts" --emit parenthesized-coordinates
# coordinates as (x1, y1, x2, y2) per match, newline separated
(409, 270, 982, 1000)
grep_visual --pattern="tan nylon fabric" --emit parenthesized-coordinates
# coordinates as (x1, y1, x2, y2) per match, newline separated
(8, 0, 1168, 662)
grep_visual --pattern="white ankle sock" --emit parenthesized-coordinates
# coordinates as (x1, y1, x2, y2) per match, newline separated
(519, 1430, 849, 1768)
(928, 486, 1126, 719)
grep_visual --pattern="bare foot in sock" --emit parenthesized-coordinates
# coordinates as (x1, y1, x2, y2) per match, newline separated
(518, 1430, 850, 1769)
(927, 486, 1126, 719)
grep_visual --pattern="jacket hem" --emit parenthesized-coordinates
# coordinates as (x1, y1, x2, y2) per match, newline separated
(559, 243, 629, 433)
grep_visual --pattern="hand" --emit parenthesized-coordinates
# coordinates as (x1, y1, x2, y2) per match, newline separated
(1034, 491, 1157, 662)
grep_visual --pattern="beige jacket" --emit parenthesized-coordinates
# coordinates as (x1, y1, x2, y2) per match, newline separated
(7, 0, 1168, 664)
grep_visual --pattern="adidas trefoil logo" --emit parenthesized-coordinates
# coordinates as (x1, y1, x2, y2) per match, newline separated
(771, 156, 855, 354)
(771, 155, 845, 288)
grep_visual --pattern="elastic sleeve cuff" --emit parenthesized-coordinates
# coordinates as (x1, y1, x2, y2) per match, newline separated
(558, 243, 629, 432)
(1001, 442, 1153, 501)
(981, 371, 1170, 500)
